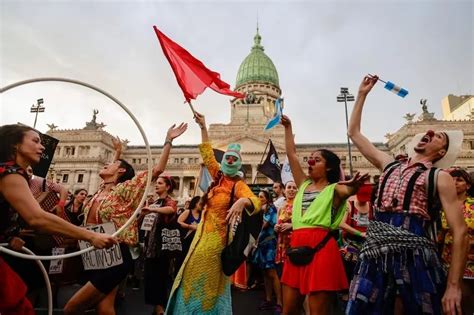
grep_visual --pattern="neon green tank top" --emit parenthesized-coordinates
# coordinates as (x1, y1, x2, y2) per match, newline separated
(292, 180, 347, 230)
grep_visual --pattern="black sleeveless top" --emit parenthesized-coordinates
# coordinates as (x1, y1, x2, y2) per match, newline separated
(0, 162, 29, 242)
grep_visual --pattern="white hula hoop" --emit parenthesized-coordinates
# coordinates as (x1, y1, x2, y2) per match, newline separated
(0, 77, 153, 260)
(0, 243, 53, 315)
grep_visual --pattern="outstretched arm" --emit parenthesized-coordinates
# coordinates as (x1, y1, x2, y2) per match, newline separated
(348, 75, 393, 171)
(152, 123, 188, 180)
(438, 172, 468, 315)
(281, 115, 307, 187)
(1, 174, 116, 249)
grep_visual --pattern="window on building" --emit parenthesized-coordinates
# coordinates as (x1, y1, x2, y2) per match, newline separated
(62, 174, 69, 183)
(174, 158, 179, 164)
(189, 179, 195, 191)
(77, 174, 84, 183)
(132, 158, 136, 164)
(470, 140, 474, 150)
(352, 156, 358, 162)
(180, 158, 185, 164)
(303, 156, 308, 162)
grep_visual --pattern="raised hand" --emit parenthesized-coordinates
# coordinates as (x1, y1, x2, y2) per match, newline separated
(281, 115, 292, 128)
(112, 136, 123, 152)
(193, 112, 206, 129)
(359, 75, 378, 95)
(166, 123, 188, 141)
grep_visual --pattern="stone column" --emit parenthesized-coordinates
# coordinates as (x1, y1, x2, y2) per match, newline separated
(179, 176, 184, 198)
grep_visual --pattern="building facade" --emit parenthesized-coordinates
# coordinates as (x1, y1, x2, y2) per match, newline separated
(46, 30, 474, 204)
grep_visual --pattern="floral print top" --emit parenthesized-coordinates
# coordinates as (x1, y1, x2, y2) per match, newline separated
(441, 196, 474, 279)
(275, 199, 293, 264)
(83, 171, 148, 246)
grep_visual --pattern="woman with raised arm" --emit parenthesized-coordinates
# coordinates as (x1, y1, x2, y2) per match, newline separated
(0, 124, 117, 315)
(279, 115, 368, 315)
(166, 112, 260, 314)
(64, 123, 187, 315)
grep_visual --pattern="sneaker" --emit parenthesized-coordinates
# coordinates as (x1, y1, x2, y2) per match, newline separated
(257, 300, 274, 311)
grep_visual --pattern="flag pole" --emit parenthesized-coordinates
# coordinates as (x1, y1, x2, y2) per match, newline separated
(368, 74, 386, 84)
(253, 139, 271, 184)
(186, 100, 197, 116)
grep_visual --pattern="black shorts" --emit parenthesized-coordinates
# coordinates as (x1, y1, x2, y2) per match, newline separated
(85, 243, 133, 294)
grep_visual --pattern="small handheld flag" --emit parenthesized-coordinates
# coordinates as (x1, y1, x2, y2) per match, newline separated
(369, 74, 409, 98)
(264, 98, 283, 130)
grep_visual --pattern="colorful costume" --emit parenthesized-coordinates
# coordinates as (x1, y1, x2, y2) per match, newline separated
(347, 160, 445, 315)
(441, 196, 474, 279)
(166, 142, 259, 314)
(281, 180, 348, 294)
(275, 200, 293, 264)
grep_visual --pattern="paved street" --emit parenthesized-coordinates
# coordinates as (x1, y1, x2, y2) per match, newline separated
(33, 282, 345, 314)
(34, 283, 278, 315)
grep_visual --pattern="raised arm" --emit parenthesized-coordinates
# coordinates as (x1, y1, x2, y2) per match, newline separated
(152, 123, 188, 180)
(112, 136, 123, 162)
(348, 75, 393, 171)
(281, 115, 307, 187)
(194, 112, 209, 143)
(0, 174, 116, 249)
(438, 172, 468, 314)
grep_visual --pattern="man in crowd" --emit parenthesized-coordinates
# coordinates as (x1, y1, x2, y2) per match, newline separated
(346, 75, 468, 315)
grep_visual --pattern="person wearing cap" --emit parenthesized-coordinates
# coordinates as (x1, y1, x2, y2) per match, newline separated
(440, 168, 474, 314)
(166, 112, 260, 314)
(346, 75, 468, 315)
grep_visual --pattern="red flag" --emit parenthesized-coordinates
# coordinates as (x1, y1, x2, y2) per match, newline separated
(153, 26, 245, 102)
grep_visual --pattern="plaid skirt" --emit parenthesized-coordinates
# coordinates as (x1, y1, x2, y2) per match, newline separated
(346, 213, 446, 315)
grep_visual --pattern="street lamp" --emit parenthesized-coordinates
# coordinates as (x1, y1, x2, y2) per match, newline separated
(337, 87, 355, 177)
(30, 98, 45, 128)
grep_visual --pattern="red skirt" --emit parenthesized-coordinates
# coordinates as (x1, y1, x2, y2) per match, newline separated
(0, 257, 35, 315)
(281, 228, 348, 295)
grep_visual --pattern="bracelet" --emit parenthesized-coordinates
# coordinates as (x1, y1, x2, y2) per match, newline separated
(164, 139, 173, 146)
(57, 200, 66, 207)
(354, 230, 362, 237)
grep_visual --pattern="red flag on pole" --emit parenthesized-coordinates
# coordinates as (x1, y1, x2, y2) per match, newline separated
(153, 26, 245, 102)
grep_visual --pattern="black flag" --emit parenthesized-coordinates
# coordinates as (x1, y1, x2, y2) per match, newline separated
(257, 139, 281, 182)
(32, 132, 59, 178)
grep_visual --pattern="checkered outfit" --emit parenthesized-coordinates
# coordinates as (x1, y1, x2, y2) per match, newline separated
(376, 160, 432, 220)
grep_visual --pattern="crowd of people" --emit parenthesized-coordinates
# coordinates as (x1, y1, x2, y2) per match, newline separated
(0, 75, 473, 315)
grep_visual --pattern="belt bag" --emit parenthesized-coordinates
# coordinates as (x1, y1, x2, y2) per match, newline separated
(286, 231, 332, 266)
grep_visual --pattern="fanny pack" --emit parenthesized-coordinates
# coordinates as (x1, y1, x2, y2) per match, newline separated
(286, 231, 332, 266)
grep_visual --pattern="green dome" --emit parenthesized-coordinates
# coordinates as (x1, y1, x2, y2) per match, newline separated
(235, 29, 279, 88)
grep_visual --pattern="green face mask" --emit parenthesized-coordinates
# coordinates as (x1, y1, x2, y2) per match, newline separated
(221, 155, 241, 177)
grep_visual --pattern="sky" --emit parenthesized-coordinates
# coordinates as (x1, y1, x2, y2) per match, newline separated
(1, 0, 473, 147)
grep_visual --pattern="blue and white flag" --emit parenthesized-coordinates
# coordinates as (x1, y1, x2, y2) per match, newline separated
(264, 98, 283, 130)
(384, 81, 408, 98)
(198, 165, 213, 192)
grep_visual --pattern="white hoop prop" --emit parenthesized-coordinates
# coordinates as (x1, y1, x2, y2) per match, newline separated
(0, 77, 153, 260)
(0, 243, 53, 315)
